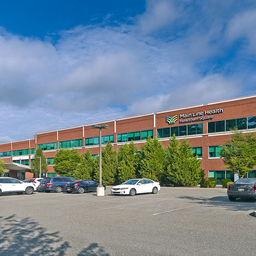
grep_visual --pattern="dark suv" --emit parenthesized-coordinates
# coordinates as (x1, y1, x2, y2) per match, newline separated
(39, 177, 76, 193)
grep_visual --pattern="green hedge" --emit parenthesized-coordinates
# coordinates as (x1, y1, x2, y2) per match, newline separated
(221, 178, 232, 188)
(201, 178, 217, 188)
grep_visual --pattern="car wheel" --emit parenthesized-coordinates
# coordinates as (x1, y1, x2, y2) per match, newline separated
(55, 186, 63, 193)
(25, 187, 34, 195)
(228, 196, 236, 201)
(78, 187, 84, 194)
(152, 187, 158, 194)
(129, 188, 136, 196)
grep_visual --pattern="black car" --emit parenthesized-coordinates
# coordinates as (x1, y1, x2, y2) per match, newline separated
(39, 176, 76, 193)
(65, 180, 103, 194)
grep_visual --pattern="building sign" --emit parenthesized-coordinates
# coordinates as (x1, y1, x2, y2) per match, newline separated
(166, 108, 223, 125)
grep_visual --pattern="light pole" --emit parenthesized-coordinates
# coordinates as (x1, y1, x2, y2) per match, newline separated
(92, 124, 109, 196)
(36, 156, 41, 178)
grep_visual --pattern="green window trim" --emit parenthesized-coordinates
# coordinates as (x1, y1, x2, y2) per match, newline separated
(85, 135, 114, 146)
(209, 146, 222, 158)
(59, 139, 83, 149)
(12, 149, 30, 156)
(208, 116, 256, 134)
(0, 151, 12, 157)
(37, 142, 57, 151)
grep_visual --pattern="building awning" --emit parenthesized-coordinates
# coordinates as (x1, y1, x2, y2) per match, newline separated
(4, 162, 31, 171)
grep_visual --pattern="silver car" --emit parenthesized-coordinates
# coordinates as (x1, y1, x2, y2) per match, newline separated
(227, 178, 256, 201)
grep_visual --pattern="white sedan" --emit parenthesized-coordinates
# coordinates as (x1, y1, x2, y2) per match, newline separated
(111, 178, 160, 196)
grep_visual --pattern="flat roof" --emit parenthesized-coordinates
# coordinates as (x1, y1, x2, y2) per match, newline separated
(4, 162, 31, 171)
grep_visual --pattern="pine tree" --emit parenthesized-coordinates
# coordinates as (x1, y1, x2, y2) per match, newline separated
(138, 137, 166, 181)
(165, 134, 202, 186)
(117, 141, 138, 183)
(73, 150, 96, 180)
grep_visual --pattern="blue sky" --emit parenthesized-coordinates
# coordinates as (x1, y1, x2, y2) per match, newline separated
(0, 0, 256, 143)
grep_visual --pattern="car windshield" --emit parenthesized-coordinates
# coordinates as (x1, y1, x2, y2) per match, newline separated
(123, 179, 139, 185)
(234, 179, 256, 184)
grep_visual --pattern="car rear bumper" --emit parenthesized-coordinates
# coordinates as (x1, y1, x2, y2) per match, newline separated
(227, 190, 256, 199)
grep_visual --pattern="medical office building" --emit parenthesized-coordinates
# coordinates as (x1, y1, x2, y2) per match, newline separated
(1, 95, 256, 184)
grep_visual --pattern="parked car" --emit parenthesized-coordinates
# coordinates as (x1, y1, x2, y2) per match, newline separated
(23, 178, 43, 191)
(111, 178, 160, 196)
(38, 176, 76, 193)
(0, 177, 34, 195)
(65, 180, 104, 194)
(227, 178, 256, 201)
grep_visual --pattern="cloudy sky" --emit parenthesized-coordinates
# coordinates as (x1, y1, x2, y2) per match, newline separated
(0, 0, 256, 143)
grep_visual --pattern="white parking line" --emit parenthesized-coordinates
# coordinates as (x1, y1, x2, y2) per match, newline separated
(153, 205, 197, 216)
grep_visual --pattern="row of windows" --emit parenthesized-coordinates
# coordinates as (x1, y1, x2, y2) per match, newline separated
(37, 142, 57, 151)
(13, 149, 30, 156)
(157, 123, 203, 139)
(117, 130, 153, 143)
(0, 151, 11, 157)
(59, 139, 83, 149)
(208, 116, 256, 133)
(85, 135, 114, 146)
(13, 159, 29, 166)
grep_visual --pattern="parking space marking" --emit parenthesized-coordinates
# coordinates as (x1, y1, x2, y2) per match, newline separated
(153, 205, 197, 216)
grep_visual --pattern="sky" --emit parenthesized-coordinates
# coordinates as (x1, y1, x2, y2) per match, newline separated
(0, 0, 256, 143)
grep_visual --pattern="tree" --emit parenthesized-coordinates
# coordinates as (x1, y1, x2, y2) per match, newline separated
(73, 150, 96, 180)
(53, 149, 81, 176)
(100, 141, 118, 185)
(219, 130, 256, 178)
(164, 134, 202, 186)
(117, 141, 138, 183)
(0, 158, 6, 175)
(138, 137, 166, 181)
(31, 148, 48, 177)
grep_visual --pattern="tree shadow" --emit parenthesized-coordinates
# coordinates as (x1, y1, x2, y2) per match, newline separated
(0, 215, 109, 256)
(178, 194, 256, 213)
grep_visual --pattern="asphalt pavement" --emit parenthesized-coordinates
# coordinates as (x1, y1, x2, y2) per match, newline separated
(0, 187, 256, 256)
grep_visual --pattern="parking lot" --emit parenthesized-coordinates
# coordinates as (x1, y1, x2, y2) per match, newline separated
(1, 187, 256, 256)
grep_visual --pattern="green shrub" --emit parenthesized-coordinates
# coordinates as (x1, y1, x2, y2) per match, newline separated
(226, 181, 234, 188)
(201, 178, 217, 188)
(221, 178, 232, 188)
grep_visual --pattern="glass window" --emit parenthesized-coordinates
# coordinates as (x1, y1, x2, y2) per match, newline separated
(208, 122, 215, 133)
(209, 146, 222, 158)
(237, 118, 247, 130)
(188, 124, 197, 135)
(248, 116, 256, 129)
(30, 148, 35, 154)
(226, 119, 236, 131)
(191, 147, 202, 158)
(171, 126, 179, 136)
(216, 120, 225, 132)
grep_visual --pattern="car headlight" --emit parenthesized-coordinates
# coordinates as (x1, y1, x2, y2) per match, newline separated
(120, 187, 129, 190)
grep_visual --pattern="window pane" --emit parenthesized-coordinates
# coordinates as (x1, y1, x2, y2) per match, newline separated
(216, 121, 225, 132)
(94, 137, 99, 145)
(157, 129, 162, 138)
(237, 118, 247, 130)
(248, 116, 256, 129)
(88, 138, 94, 145)
(141, 131, 147, 140)
(121, 134, 128, 142)
(117, 134, 122, 142)
(128, 132, 134, 141)
(171, 127, 179, 136)
(208, 171, 216, 178)
(70, 140, 74, 148)
(162, 128, 170, 138)
(188, 124, 197, 135)
(208, 122, 215, 133)
(179, 126, 187, 136)
(196, 123, 203, 134)
(226, 119, 236, 131)
(148, 130, 153, 138)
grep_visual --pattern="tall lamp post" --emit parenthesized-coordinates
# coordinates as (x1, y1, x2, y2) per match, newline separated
(92, 124, 109, 196)
(36, 156, 41, 178)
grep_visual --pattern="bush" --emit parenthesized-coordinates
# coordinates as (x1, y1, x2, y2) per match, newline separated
(221, 178, 232, 188)
(201, 178, 217, 188)
(226, 181, 234, 188)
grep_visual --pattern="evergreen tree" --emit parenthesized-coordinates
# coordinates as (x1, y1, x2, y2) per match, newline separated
(165, 134, 202, 186)
(101, 141, 118, 185)
(73, 150, 96, 180)
(31, 148, 48, 177)
(138, 137, 166, 181)
(219, 130, 256, 178)
(53, 149, 81, 176)
(117, 141, 138, 183)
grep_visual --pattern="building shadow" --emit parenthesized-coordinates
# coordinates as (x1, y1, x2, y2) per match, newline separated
(0, 215, 109, 256)
(178, 194, 256, 213)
